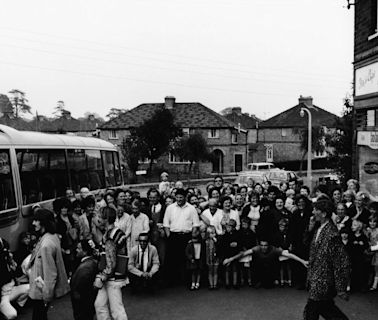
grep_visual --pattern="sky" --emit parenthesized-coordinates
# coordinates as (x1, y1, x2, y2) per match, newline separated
(0, 0, 354, 120)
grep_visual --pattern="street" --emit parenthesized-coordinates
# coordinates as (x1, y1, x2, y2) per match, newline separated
(17, 286, 378, 320)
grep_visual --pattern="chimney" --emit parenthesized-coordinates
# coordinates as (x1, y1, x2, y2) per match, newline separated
(298, 95, 313, 107)
(88, 114, 95, 121)
(62, 110, 71, 120)
(164, 96, 176, 109)
(232, 107, 242, 115)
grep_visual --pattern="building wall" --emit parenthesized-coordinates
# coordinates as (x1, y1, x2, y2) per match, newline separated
(355, 0, 378, 60)
(100, 127, 248, 174)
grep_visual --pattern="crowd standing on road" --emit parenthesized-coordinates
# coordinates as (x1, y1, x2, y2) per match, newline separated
(1, 172, 378, 319)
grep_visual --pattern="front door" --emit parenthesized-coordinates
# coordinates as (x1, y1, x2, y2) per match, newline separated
(235, 154, 243, 172)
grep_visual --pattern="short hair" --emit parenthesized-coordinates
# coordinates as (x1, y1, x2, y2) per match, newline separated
(147, 188, 160, 198)
(214, 175, 223, 183)
(138, 232, 149, 240)
(175, 188, 187, 197)
(114, 188, 125, 200)
(313, 199, 334, 219)
(220, 196, 233, 207)
(227, 219, 237, 227)
(267, 185, 279, 195)
(241, 217, 251, 225)
(131, 198, 141, 208)
(300, 185, 310, 194)
(368, 201, 378, 213)
(81, 197, 95, 209)
(278, 218, 289, 226)
(33, 208, 56, 234)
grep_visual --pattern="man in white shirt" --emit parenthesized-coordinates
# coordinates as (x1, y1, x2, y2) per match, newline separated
(129, 199, 150, 252)
(128, 233, 160, 294)
(201, 198, 223, 235)
(163, 188, 200, 285)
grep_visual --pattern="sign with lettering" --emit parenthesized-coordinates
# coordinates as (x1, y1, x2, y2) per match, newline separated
(356, 62, 378, 96)
(357, 131, 378, 149)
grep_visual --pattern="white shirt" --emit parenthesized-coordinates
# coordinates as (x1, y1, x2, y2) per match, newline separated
(163, 202, 200, 232)
(130, 213, 150, 249)
(151, 203, 162, 214)
(138, 245, 149, 272)
(222, 209, 240, 230)
(201, 208, 224, 235)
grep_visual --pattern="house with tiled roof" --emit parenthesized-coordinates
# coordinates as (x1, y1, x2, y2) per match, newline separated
(31, 111, 103, 136)
(100, 96, 249, 174)
(254, 96, 338, 169)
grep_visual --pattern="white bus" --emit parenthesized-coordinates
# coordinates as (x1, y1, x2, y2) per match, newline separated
(0, 124, 123, 249)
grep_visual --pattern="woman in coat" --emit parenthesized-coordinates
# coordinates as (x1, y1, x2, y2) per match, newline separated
(28, 208, 70, 320)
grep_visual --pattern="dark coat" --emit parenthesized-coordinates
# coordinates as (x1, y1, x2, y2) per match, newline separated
(307, 221, 350, 301)
(70, 256, 98, 320)
(185, 240, 206, 270)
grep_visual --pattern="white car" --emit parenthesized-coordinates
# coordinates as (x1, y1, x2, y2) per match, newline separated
(246, 162, 276, 171)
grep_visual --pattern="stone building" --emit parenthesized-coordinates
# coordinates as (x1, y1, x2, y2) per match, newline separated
(99, 96, 248, 175)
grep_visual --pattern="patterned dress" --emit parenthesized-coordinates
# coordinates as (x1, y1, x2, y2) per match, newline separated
(205, 238, 219, 267)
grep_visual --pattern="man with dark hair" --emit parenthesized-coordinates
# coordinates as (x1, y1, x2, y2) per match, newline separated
(28, 209, 69, 320)
(78, 197, 96, 240)
(70, 240, 98, 320)
(163, 188, 200, 285)
(128, 233, 160, 293)
(303, 199, 350, 320)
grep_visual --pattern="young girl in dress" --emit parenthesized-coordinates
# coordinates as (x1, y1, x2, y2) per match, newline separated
(366, 213, 378, 290)
(185, 228, 205, 290)
(205, 226, 219, 290)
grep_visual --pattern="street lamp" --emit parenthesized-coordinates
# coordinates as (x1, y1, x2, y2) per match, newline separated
(300, 107, 312, 188)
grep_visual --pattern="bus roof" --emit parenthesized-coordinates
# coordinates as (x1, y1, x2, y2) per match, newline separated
(0, 124, 117, 150)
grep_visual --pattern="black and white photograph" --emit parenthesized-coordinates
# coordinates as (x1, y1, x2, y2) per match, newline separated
(0, 0, 378, 319)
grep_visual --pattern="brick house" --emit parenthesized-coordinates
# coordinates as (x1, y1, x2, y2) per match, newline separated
(254, 96, 338, 170)
(99, 96, 248, 175)
(353, 0, 378, 199)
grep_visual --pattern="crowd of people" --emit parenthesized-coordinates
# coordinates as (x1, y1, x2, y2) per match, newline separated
(1, 172, 378, 320)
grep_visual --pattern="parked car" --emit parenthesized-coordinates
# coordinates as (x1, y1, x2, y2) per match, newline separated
(234, 170, 267, 186)
(246, 162, 276, 171)
(264, 169, 303, 187)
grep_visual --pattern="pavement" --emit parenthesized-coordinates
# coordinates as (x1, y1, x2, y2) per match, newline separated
(16, 286, 378, 320)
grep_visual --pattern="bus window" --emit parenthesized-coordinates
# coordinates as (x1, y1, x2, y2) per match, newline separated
(67, 149, 89, 193)
(0, 150, 17, 212)
(113, 151, 122, 185)
(102, 151, 115, 187)
(86, 150, 105, 190)
(17, 149, 69, 204)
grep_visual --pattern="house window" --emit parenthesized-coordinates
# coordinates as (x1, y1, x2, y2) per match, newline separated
(367, 109, 375, 127)
(231, 133, 238, 144)
(314, 150, 327, 158)
(265, 144, 273, 162)
(182, 128, 190, 136)
(108, 130, 118, 140)
(281, 129, 287, 137)
(168, 152, 190, 164)
(208, 129, 219, 138)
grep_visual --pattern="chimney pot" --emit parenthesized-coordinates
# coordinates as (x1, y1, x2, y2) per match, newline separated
(232, 107, 242, 115)
(298, 96, 313, 107)
(164, 96, 176, 109)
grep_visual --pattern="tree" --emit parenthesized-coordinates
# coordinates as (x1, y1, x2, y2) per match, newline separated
(135, 107, 181, 173)
(120, 132, 146, 183)
(327, 99, 354, 184)
(8, 89, 31, 118)
(0, 94, 13, 115)
(54, 100, 68, 117)
(172, 133, 211, 177)
(106, 108, 127, 119)
(298, 125, 328, 172)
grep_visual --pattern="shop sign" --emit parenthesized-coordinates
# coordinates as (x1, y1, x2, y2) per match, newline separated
(357, 131, 378, 149)
(364, 162, 378, 174)
(356, 62, 378, 96)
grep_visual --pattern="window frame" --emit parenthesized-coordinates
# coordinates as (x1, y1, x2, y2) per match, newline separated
(208, 129, 219, 139)
(108, 130, 118, 140)
(168, 152, 190, 164)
